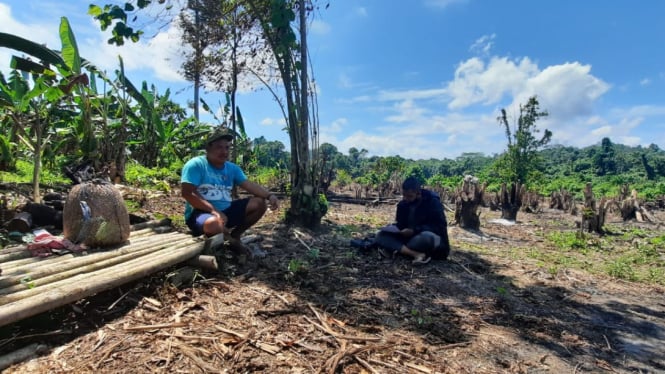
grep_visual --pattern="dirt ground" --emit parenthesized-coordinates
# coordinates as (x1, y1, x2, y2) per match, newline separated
(1, 191, 665, 374)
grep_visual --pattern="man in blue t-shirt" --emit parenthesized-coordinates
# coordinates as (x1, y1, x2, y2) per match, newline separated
(181, 128, 279, 250)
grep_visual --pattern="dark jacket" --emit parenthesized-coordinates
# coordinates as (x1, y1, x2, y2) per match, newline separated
(395, 189, 448, 238)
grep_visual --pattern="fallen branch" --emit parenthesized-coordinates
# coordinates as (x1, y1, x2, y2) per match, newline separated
(354, 355, 379, 374)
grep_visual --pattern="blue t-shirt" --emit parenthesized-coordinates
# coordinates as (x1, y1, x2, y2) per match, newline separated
(181, 156, 248, 220)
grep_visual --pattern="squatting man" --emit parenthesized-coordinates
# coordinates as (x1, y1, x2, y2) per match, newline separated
(180, 128, 279, 254)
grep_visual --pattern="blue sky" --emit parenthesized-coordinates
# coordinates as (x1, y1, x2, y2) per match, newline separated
(1, 0, 664, 160)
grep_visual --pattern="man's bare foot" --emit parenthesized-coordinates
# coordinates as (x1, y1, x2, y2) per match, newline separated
(227, 237, 252, 257)
(412, 255, 431, 265)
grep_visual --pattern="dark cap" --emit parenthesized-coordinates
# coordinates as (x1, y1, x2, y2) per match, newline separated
(206, 126, 234, 145)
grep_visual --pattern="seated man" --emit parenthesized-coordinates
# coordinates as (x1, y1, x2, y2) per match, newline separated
(375, 177, 450, 264)
(180, 127, 279, 253)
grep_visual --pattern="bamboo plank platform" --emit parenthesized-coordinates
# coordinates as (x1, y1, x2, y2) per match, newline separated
(0, 220, 207, 328)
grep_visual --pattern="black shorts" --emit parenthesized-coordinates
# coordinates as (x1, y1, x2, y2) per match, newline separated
(186, 198, 251, 236)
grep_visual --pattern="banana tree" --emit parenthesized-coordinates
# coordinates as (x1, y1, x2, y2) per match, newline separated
(0, 17, 91, 201)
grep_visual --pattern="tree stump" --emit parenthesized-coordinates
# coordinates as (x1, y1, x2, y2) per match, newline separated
(620, 188, 656, 222)
(549, 188, 574, 212)
(580, 183, 611, 234)
(498, 182, 524, 221)
(522, 190, 541, 213)
(454, 175, 484, 230)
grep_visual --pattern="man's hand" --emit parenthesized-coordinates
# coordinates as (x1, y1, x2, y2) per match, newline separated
(267, 194, 280, 210)
(400, 228, 414, 238)
(211, 210, 228, 227)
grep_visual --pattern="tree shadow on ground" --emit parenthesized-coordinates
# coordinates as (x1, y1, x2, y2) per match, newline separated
(2, 217, 664, 373)
(236, 220, 665, 373)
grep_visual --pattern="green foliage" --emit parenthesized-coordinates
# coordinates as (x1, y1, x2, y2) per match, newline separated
(426, 174, 462, 190)
(0, 159, 68, 185)
(287, 258, 306, 273)
(252, 166, 289, 191)
(124, 161, 179, 191)
(546, 231, 588, 251)
(494, 96, 551, 188)
(307, 248, 320, 260)
(606, 257, 638, 281)
(332, 169, 352, 189)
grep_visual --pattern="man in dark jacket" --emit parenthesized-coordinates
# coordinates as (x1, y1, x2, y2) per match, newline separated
(375, 177, 450, 264)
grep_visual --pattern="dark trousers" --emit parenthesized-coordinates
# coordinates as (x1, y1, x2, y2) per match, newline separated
(375, 230, 438, 253)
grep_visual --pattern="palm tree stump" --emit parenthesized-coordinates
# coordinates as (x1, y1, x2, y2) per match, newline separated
(550, 188, 574, 212)
(498, 182, 524, 221)
(580, 183, 611, 234)
(619, 188, 655, 222)
(454, 175, 484, 230)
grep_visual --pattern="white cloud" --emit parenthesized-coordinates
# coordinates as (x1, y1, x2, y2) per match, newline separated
(0, 3, 61, 73)
(470, 34, 496, 56)
(0, 2, 186, 85)
(517, 62, 610, 120)
(446, 56, 539, 109)
(640, 78, 651, 86)
(325, 118, 347, 133)
(377, 88, 447, 102)
(385, 99, 428, 123)
(260, 117, 286, 127)
(83, 20, 186, 83)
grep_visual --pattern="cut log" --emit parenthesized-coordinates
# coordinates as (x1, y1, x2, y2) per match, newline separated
(6, 212, 32, 233)
(185, 255, 218, 270)
(0, 227, 179, 273)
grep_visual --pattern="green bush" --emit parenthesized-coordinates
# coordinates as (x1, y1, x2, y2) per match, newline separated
(0, 160, 68, 185)
(124, 161, 179, 191)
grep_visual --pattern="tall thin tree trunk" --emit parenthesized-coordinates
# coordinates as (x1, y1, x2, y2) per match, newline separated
(31, 114, 42, 204)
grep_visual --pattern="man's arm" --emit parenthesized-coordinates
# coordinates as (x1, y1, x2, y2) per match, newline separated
(181, 183, 218, 214)
(415, 200, 446, 235)
(239, 180, 280, 210)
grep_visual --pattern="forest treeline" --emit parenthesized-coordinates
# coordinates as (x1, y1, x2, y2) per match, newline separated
(248, 136, 665, 201)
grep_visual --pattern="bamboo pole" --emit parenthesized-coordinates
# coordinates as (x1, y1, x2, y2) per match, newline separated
(3, 233, 187, 270)
(0, 234, 196, 292)
(0, 241, 204, 328)
(0, 249, 32, 263)
(0, 231, 187, 275)
(0, 254, 75, 273)
(0, 236, 198, 298)
(1, 231, 190, 275)
(0, 239, 202, 304)
(0, 223, 176, 264)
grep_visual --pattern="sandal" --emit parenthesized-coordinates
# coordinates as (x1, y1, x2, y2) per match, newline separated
(412, 256, 431, 265)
